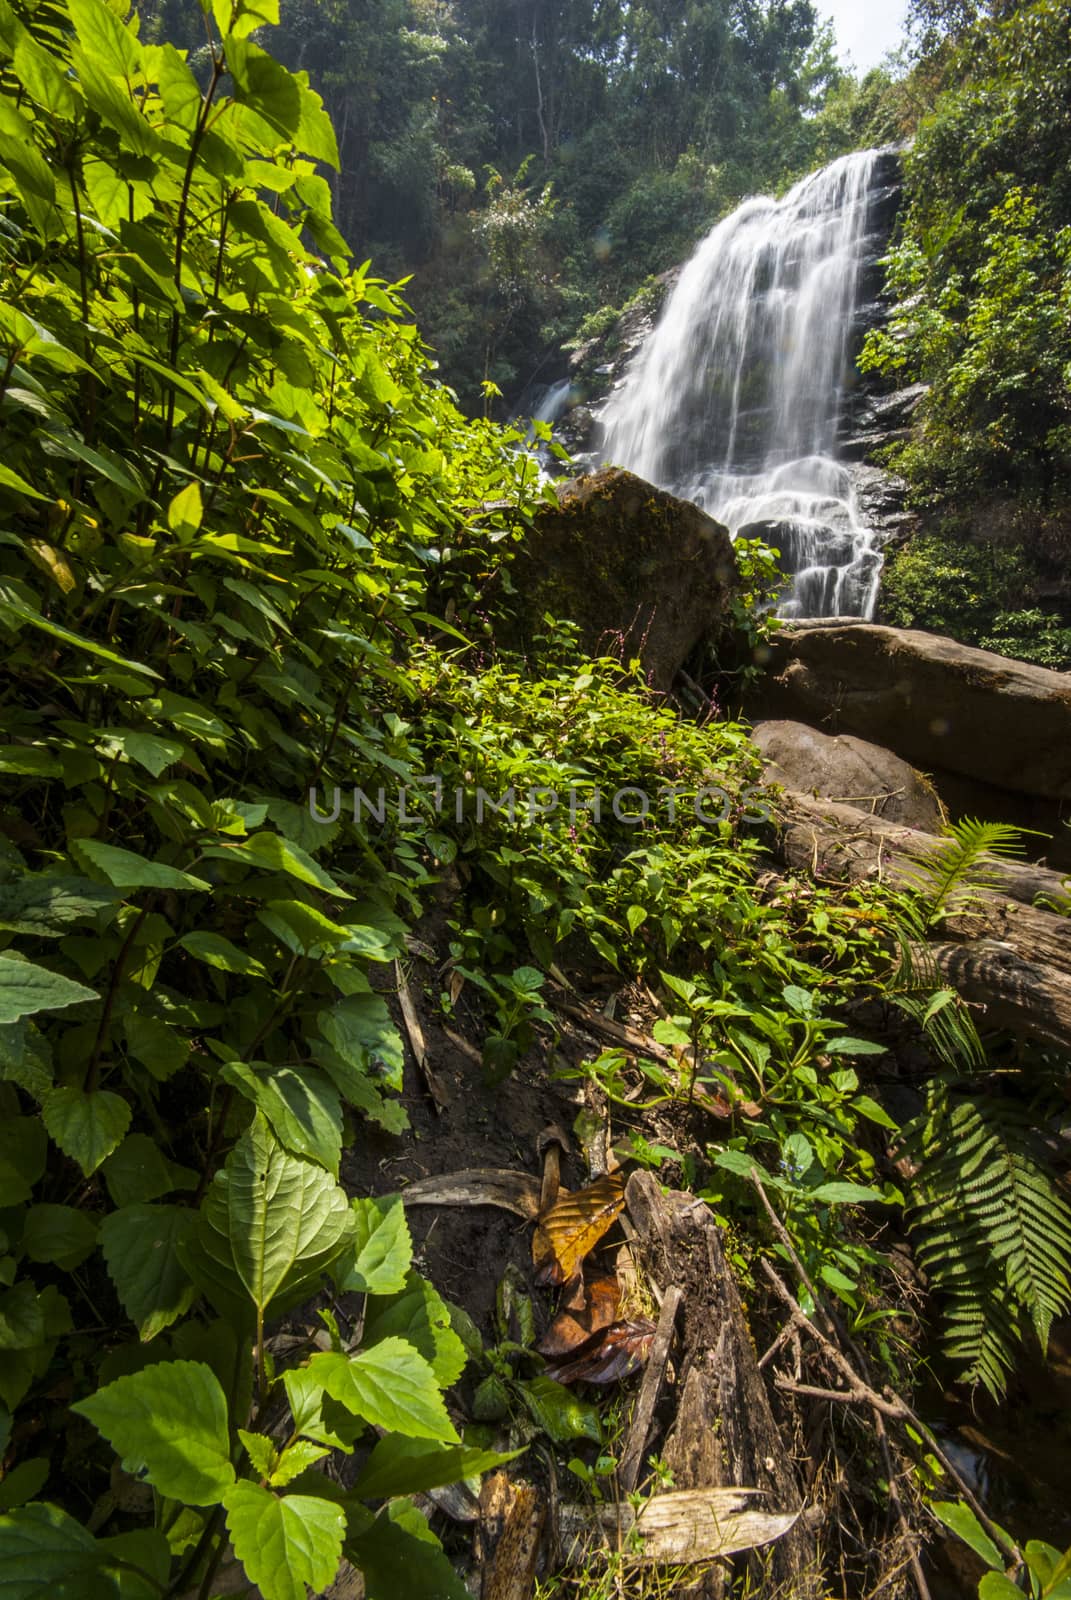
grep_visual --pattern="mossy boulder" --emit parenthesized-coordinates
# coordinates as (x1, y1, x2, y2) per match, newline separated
(509, 468, 741, 689)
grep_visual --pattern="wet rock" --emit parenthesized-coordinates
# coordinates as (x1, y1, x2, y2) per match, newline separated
(506, 467, 741, 690)
(750, 620, 1071, 801)
(751, 719, 945, 831)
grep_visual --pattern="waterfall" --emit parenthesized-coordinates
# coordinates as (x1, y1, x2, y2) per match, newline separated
(598, 150, 889, 618)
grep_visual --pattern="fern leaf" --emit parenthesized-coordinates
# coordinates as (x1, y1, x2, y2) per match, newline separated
(907, 817, 1026, 924)
(904, 1087, 1071, 1396)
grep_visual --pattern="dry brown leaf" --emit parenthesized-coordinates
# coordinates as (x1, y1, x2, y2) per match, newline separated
(586, 1272, 621, 1331)
(532, 1170, 626, 1286)
(544, 1318, 657, 1385)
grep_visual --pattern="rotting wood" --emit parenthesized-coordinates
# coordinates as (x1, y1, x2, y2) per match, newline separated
(395, 959, 450, 1113)
(400, 1169, 543, 1219)
(479, 1474, 545, 1600)
(550, 996, 671, 1061)
(558, 1488, 800, 1567)
(624, 1171, 823, 1599)
(618, 1284, 683, 1494)
(929, 939, 1071, 1051)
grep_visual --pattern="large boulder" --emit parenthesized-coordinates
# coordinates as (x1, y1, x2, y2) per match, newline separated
(751, 720, 944, 831)
(750, 621, 1071, 801)
(507, 468, 741, 689)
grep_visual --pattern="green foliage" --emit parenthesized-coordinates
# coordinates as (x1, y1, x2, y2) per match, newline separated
(0, 0, 537, 1591)
(902, 1086, 1071, 1398)
(880, 534, 1071, 668)
(933, 1498, 1071, 1599)
(862, 2, 1071, 505)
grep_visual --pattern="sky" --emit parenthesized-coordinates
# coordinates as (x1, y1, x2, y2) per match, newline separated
(822, 0, 911, 72)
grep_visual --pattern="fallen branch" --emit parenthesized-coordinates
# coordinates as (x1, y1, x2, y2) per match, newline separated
(558, 1488, 799, 1567)
(618, 1284, 683, 1494)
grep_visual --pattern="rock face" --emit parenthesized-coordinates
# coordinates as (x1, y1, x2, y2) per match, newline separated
(508, 468, 740, 689)
(751, 719, 944, 831)
(751, 620, 1071, 801)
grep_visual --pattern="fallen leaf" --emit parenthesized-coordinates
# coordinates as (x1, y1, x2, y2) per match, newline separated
(532, 1171, 626, 1286)
(538, 1272, 622, 1359)
(402, 1169, 543, 1219)
(544, 1319, 657, 1386)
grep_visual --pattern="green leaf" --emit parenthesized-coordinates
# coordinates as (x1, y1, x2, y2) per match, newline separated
(238, 1430, 277, 1479)
(0, 876, 116, 938)
(0, 584, 159, 679)
(0, 1456, 50, 1511)
(824, 1036, 887, 1056)
(42, 1088, 131, 1176)
(225, 37, 302, 139)
(0, 1115, 47, 1205)
(23, 1205, 98, 1271)
(346, 1506, 471, 1600)
(351, 1436, 519, 1501)
(517, 1375, 602, 1443)
(0, 956, 97, 1023)
(72, 1361, 235, 1506)
(282, 1368, 365, 1453)
(318, 995, 404, 1087)
(238, 832, 351, 898)
(103, 731, 184, 778)
(256, 899, 353, 956)
(270, 1441, 331, 1487)
(167, 482, 203, 538)
(852, 1094, 898, 1130)
(223, 1481, 345, 1600)
(13, 35, 79, 118)
(0, 1022, 52, 1101)
(807, 1182, 886, 1205)
(0, 1282, 45, 1351)
(219, 1060, 342, 1175)
(179, 932, 267, 979)
(308, 1340, 459, 1443)
(100, 1205, 196, 1341)
(72, 840, 209, 892)
(978, 1574, 1028, 1600)
(0, 1502, 117, 1600)
(122, 1015, 188, 1081)
(337, 1195, 412, 1295)
(102, 1132, 177, 1207)
(184, 1115, 350, 1317)
(931, 1501, 1005, 1572)
(362, 1273, 468, 1389)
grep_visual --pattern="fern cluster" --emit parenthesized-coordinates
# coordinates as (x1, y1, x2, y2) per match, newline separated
(902, 1087, 1071, 1399)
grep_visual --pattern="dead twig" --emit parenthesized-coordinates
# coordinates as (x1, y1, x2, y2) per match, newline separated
(618, 1284, 683, 1493)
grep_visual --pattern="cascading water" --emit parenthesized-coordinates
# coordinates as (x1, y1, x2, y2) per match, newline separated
(598, 150, 889, 618)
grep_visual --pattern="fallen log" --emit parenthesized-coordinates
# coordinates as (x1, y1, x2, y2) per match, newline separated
(624, 1172, 823, 1599)
(770, 789, 1071, 1051)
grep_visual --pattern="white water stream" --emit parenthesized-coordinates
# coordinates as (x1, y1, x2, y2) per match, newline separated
(598, 150, 887, 617)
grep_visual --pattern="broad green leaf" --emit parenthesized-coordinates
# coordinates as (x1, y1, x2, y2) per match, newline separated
(318, 994, 404, 1087)
(0, 875, 116, 938)
(225, 37, 301, 138)
(852, 1094, 898, 1130)
(238, 1430, 277, 1479)
(223, 1481, 344, 1600)
(0, 955, 97, 1023)
(102, 1133, 177, 1207)
(336, 1195, 412, 1295)
(256, 899, 353, 955)
(179, 932, 267, 979)
(219, 1060, 342, 1175)
(72, 840, 209, 892)
(96, 1529, 172, 1600)
(807, 1182, 886, 1205)
(0, 746, 62, 776)
(0, 584, 159, 678)
(308, 1340, 459, 1443)
(270, 1441, 331, 1487)
(42, 1088, 131, 1176)
(0, 1021, 52, 1100)
(282, 1367, 365, 1453)
(13, 35, 79, 118)
(238, 832, 351, 898)
(351, 1436, 519, 1501)
(518, 1376, 602, 1443)
(122, 1015, 188, 1081)
(931, 1501, 1006, 1572)
(0, 1283, 45, 1351)
(346, 1504, 471, 1600)
(0, 1502, 117, 1600)
(185, 1115, 350, 1316)
(0, 1115, 47, 1205)
(167, 482, 203, 538)
(824, 1036, 887, 1056)
(362, 1273, 468, 1389)
(23, 1205, 98, 1270)
(0, 1456, 49, 1511)
(100, 1205, 196, 1341)
(101, 731, 184, 778)
(72, 1361, 235, 1506)
(978, 1575, 1028, 1600)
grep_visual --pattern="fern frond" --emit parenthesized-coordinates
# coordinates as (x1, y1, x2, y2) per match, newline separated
(907, 816, 1026, 924)
(904, 1087, 1071, 1397)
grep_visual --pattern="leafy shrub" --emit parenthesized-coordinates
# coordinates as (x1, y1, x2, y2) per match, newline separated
(878, 534, 1071, 667)
(0, 0, 543, 1591)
